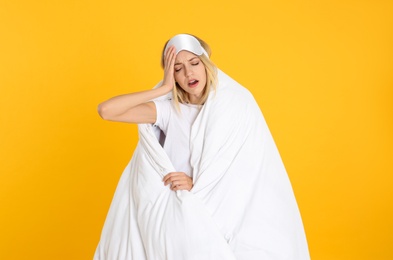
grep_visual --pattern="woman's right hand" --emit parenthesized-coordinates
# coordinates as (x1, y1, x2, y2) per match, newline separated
(162, 45, 176, 92)
(97, 46, 177, 124)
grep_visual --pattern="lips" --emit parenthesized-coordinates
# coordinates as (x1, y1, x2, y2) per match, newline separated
(188, 79, 199, 88)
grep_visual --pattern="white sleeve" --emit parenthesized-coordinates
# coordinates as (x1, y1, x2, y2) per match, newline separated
(152, 100, 171, 133)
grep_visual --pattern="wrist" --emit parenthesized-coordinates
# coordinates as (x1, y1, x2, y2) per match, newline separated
(160, 83, 173, 93)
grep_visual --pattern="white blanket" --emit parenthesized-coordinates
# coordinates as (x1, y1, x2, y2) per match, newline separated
(94, 69, 310, 260)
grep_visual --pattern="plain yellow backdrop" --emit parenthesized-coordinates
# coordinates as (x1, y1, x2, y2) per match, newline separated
(1, 0, 392, 259)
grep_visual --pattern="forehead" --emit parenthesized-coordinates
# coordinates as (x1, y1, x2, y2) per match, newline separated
(175, 50, 198, 62)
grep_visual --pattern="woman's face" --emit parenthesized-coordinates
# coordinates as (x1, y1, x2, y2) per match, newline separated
(174, 50, 207, 104)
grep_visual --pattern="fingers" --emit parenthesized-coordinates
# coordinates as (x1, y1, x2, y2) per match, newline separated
(171, 184, 185, 191)
(171, 181, 191, 191)
(164, 46, 176, 68)
(163, 173, 186, 186)
(163, 46, 176, 88)
(163, 172, 193, 191)
(162, 171, 181, 184)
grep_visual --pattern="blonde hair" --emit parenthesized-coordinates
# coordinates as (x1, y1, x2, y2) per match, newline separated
(161, 34, 218, 108)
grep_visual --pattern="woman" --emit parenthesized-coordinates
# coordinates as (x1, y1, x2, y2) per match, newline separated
(97, 34, 216, 193)
(94, 34, 309, 260)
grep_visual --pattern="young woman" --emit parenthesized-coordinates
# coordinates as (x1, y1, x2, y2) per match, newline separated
(97, 34, 216, 192)
(94, 34, 309, 260)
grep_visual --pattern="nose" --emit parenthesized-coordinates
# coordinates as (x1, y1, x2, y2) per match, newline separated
(184, 64, 193, 77)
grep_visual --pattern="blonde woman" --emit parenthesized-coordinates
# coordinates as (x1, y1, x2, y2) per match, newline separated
(97, 34, 216, 192)
(95, 34, 309, 260)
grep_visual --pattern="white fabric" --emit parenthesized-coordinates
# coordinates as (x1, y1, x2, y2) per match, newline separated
(153, 100, 201, 177)
(164, 34, 209, 57)
(94, 69, 310, 260)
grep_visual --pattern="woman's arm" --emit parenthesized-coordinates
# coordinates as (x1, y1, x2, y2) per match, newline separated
(97, 87, 170, 124)
(97, 46, 177, 124)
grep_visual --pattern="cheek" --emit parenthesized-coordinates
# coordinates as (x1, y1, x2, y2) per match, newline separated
(198, 64, 206, 76)
(174, 73, 183, 83)
(174, 74, 187, 89)
(199, 68, 207, 82)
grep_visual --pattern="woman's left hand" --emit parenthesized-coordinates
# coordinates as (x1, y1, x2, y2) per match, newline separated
(163, 172, 193, 191)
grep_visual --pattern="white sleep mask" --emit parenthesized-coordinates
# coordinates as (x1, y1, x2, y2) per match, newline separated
(164, 34, 209, 58)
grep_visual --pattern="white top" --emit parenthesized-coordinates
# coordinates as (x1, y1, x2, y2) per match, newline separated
(153, 99, 201, 177)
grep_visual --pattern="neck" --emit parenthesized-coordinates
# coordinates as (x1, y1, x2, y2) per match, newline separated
(188, 94, 202, 104)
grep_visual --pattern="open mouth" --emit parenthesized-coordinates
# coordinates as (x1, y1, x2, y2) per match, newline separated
(188, 79, 199, 87)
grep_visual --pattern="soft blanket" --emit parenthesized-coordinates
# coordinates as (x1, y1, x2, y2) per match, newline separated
(94, 69, 309, 260)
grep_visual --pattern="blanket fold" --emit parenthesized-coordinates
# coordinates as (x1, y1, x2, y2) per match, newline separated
(94, 69, 309, 260)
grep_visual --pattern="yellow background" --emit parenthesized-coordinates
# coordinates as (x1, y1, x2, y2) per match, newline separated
(1, 0, 392, 259)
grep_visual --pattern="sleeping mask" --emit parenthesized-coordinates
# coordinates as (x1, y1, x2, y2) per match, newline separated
(164, 34, 209, 58)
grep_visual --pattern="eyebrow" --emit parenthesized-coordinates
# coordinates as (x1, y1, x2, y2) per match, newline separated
(175, 57, 199, 66)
